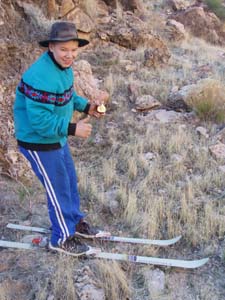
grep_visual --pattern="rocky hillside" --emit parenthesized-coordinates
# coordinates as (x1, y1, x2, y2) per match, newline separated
(1, 1, 225, 299)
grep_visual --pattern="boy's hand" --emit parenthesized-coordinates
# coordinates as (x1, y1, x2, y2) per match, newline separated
(75, 116, 92, 138)
(88, 102, 106, 118)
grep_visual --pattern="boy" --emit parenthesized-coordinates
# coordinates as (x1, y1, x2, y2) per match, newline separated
(13, 21, 106, 255)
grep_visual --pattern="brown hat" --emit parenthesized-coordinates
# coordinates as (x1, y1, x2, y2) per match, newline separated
(39, 21, 89, 47)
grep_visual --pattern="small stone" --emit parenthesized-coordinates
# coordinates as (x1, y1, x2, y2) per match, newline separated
(143, 152, 155, 161)
(218, 165, 225, 173)
(135, 95, 161, 112)
(196, 126, 209, 138)
(155, 110, 183, 123)
(144, 268, 165, 297)
(209, 142, 225, 161)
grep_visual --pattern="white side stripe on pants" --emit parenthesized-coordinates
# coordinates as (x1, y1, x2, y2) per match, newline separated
(28, 150, 69, 243)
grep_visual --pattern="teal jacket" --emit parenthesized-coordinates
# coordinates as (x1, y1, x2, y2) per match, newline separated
(13, 51, 88, 150)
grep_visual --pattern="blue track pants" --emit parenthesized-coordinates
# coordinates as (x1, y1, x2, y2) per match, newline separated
(19, 143, 84, 246)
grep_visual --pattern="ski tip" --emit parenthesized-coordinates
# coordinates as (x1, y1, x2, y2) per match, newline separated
(194, 257, 209, 268)
(182, 257, 209, 269)
(86, 246, 101, 256)
(95, 231, 111, 238)
(173, 235, 182, 243)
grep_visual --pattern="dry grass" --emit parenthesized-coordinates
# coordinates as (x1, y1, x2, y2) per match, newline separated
(185, 78, 225, 123)
(93, 260, 130, 300)
(36, 256, 77, 300)
(85, 120, 225, 245)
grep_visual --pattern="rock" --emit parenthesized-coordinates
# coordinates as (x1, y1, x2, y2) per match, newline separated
(66, 8, 95, 33)
(168, 78, 225, 112)
(0, 278, 31, 300)
(103, 189, 120, 216)
(165, 19, 186, 41)
(78, 284, 105, 300)
(144, 47, 170, 68)
(47, 0, 57, 18)
(166, 272, 190, 299)
(167, 84, 195, 111)
(155, 110, 184, 123)
(218, 165, 225, 173)
(98, 12, 170, 66)
(171, 6, 224, 45)
(59, 0, 74, 18)
(143, 268, 165, 297)
(209, 142, 225, 161)
(171, 153, 183, 163)
(95, 0, 110, 17)
(125, 64, 137, 72)
(196, 126, 209, 138)
(75, 266, 105, 300)
(102, 0, 143, 11)
(74, 60, 109, 103)
(167, 0, 195, 11)
(143, 152, 155, 161)
(214, 127, 225, 143)
(135, 95, 161, 111)
(0, 252, 14, 272)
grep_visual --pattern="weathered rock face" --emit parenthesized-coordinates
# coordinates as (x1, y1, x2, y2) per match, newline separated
(165, 19, 186, 41)
(102, 0, 143, 11)
(171, 7, 225, 45)
(74, 60, 109, 104)
(134, 95, 161, 112)
(98, 12, 170, 66)
(167, 0, 196, 11)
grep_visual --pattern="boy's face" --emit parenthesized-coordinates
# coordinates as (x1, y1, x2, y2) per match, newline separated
(49, 40, 79, 68)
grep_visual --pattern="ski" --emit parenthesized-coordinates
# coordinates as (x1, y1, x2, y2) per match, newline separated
(0, 240, 100, 257)
(6, 223, 182, 246)
(0, 239, 209, 269)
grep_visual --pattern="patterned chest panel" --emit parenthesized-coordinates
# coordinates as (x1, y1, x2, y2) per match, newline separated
(18, 79, 73, 106)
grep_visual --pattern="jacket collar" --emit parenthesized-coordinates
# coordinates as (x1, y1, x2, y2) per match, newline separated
(47, 51, 69, 70)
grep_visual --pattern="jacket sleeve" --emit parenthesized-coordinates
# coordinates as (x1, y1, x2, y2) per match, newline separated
(72, 89, 89, 112)
(26, 98, 71, 138)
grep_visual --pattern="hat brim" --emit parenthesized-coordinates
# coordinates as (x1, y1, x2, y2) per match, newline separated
(39, 38, 89, 48)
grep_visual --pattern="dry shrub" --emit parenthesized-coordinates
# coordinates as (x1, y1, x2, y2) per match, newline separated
(102, 157, 117, 188)
(37, 256, 77, 300)
(123, 189, 137, 223)
(93, 260, 130, 300)
(186, 78, 225, 123)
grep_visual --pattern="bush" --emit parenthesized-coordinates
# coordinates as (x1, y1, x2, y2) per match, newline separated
(186, 78, 225, 123)
(204, 0, 225, 20)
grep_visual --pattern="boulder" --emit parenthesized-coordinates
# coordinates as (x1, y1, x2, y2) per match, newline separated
(98, 12, 170, 65)
(65, 8, 95, 33)
(102, 0, 143, 11)
(165, 19, 186, 41)
(167, 0, 196, 11)
(135, 95, 161, 111)
(74, 60, 109, 103)
(167, 79, 225, 112)
(209, 142, 225, 161)
(59, 0, 74, 18)
(171, 7, 224, 45)
(154, 110, 185, 123)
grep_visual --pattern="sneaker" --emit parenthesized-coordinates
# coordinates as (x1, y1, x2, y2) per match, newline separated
(48, 236, 90, 257)
(75, 219, 111, 238)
